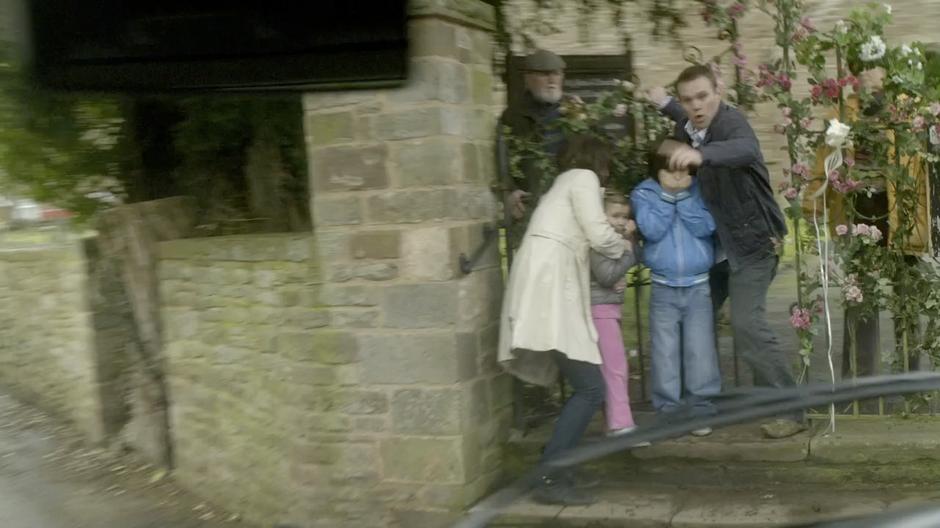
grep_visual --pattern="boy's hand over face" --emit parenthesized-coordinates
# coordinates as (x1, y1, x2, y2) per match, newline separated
(661, 172, 692, 194)
(668, 145, 703, 171)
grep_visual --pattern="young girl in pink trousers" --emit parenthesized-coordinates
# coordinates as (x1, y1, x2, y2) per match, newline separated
(588, 192, 646, 440)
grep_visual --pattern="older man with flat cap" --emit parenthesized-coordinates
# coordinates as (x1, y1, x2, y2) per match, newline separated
(496, 49, 571, 251)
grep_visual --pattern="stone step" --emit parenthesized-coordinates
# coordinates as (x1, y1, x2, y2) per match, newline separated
(487, 484, 940, 527)
(511, 416, 940, 466)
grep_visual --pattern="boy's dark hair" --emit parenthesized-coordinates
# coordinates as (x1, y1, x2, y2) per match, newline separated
(647, 149, 669, 183)
(557, 134, 612, 177)
(675, 64, 718, 91)
(648, 138, 691, 182)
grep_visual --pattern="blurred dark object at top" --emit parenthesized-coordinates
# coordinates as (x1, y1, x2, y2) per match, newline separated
(13, 0, 408, 92)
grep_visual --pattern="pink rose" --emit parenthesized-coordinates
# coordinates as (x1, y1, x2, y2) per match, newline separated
(811, 84, 823, 100)
(727, 2, 746, 18)
(791, 162, 809, 177)
(835, 224, 849, 236)
(913, 115, 926, 131)
(855, 224, 871, 236)
(733, 54, 748, 67)
(845, 157, 855, 168)
(800, 16, 816, 31)
(782, 107, 792, 117)
(844, 285, 863, 304)
(789, 308, 813, 330)
(869, 225, 883, 242)
(800, 117, 813, 129)
(791, 27, 808, 43)
(783, 187, 799, 200)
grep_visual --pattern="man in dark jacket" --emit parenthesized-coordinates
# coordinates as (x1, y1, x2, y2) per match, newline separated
(648, 64, 805, 439)
(496, 49, 569, 251)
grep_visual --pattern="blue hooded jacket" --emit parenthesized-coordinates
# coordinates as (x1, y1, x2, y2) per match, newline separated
(631, 178, 716, 287)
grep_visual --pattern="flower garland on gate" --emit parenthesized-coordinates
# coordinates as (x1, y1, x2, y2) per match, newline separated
(757, 2, 940, 403)
(503, 80, 675, 199)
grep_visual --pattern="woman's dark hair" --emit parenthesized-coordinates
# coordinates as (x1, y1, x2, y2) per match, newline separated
(557, 134, 612, 179)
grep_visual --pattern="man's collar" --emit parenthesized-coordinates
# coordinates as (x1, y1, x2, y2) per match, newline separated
(684, 103, 726, 144)
(522, 91, 560, 116)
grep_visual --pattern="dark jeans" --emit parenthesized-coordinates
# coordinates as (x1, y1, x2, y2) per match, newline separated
(711, 256, 801, 420)
(540, 351, 605, 464)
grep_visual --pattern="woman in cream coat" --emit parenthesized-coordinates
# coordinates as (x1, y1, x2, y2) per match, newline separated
(499, 135, 629, 505)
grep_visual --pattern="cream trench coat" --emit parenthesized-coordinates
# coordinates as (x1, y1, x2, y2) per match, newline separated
(498, 168, 625, 387)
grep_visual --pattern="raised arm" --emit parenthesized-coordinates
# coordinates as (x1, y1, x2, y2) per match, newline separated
(660, 97, 688, 123)
(647, 86, 687, 123)
(698, 111, 762, 168)
(570, 171, 625, 259)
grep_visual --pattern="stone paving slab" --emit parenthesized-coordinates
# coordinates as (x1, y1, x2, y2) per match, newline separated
(556, 489, 678, 528)
(631, 423, 810, 463)
(491, 485, 939, 527)
(515, 415, 940, 466)
(669, 489, 889, 528)
(809, 419, 940, 464)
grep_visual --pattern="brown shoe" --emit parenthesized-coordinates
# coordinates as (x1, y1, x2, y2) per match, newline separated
(760, 419, 807, 439)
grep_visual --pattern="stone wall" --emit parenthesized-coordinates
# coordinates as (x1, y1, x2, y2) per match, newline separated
(303, 1, 510, 525)
(159, 235, 324, 522)
(0, 244, 104, 442)
(160, 233, 507, 526)
(159, 3, 510, 526)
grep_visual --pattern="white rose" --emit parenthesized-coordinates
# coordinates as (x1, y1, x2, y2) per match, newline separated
(883, 3, 892, 14)
(930, 126, 940, 146)
(917, 62, 923, 70)
(901, 44, 913, 56)
(834, 20, 848, 34)
(860, 35, 886, 62)
(620, 80, 635, 91)
(826, 119, 852, 147)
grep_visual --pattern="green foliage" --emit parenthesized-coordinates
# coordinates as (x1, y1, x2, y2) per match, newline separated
(0, 53, 128, 222)
(0, 45, 308, 231)
(757, 2, 940, 381)
(504, 83, 674, 201)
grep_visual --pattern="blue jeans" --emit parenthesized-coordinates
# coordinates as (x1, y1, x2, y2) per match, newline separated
(540, 351, 605, 464)
(649, 282, 721, 416)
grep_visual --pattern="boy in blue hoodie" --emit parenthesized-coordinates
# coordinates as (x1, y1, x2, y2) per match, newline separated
(631, 140, 721, 435)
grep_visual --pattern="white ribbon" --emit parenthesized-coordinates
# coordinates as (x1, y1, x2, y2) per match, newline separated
(811, 118, 851, 433)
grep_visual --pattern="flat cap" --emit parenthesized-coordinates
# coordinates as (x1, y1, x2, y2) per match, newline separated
(522, 49, 566, 71)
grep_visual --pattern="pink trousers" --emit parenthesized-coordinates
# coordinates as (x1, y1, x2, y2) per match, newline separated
(592, 304, 636, 430)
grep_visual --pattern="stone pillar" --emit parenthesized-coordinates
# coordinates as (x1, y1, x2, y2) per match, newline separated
(301, 0, 510, 525)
